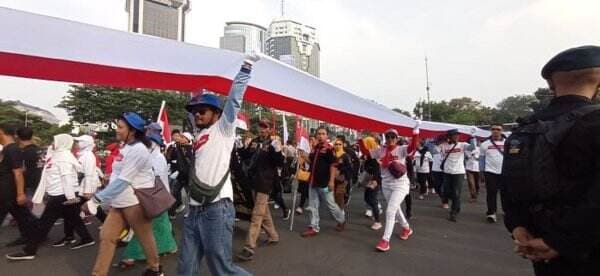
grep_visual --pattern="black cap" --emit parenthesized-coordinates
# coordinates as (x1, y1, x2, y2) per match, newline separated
(541, 45, 600, 80)
(447, 129, 459, 136)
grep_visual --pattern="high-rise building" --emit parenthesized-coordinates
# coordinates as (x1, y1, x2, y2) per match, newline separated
(219, 22, 267, 54)
(266, 18, 320, 77)
(125, 0, 190, 41)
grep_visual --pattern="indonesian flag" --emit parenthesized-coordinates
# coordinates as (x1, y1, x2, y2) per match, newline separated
(157, 101, 171, 144)
(235, 112, 249, 130)
(0, 8, 491, 139)
(295, 115, 311, 153)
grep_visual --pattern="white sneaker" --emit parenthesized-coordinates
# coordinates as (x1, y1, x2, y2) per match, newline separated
(418, 195, 425, 200)
(365, 209, 373, 218)
(370, 222, 382, 230)
(487, 214, 497, 223)
(274, 204, 280, 210)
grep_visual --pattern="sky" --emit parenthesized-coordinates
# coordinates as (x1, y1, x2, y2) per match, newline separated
(1, 0, 599, 122)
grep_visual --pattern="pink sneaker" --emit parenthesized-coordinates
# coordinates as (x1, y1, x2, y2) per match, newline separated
(375, 239, 390, 252)
(399, 227, 413, 240)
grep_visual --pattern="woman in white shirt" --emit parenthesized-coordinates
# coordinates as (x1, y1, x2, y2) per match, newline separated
(363, 128, 418, 253)
(414, 140, 434, 200)
(119, 133, 177, 269)
(84, 112, 162, 276)
(465, 143, 481, 203)
(9, 134, 94, 260)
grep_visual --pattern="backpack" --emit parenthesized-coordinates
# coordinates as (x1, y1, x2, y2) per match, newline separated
(502, 104, 600, 202)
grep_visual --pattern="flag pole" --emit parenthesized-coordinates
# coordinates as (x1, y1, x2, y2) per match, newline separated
(157, 100, 166, 123)
(289, 150, 300, 231)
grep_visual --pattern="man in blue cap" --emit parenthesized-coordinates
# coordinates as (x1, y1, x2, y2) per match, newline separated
(503, 46, 600, 276)
(177, 55, 258, 276)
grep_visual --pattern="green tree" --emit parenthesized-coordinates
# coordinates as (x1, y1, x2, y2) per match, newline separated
(0, 100, 72, 145)
(492, 94, 537, 123)
(57, 85, 189, 125)
(413, 97, 494, 125)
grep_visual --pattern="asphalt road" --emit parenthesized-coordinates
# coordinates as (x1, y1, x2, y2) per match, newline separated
(0, 187, 533, 276)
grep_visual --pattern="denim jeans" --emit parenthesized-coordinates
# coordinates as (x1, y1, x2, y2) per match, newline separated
(177, 199, 251, 276)
(443, 173, 465, 214)
(307, 186, 345, 232)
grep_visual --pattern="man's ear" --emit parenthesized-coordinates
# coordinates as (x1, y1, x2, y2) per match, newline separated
(547, 79, 555, 92)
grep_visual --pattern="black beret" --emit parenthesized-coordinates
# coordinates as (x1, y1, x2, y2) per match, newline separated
(541, 45, 600, 80)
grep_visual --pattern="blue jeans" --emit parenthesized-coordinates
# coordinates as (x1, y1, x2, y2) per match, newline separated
(307, 186, 346, 232)
(177, 199, 251, 276)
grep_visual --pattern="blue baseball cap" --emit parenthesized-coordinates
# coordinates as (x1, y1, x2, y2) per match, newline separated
(186, 94, 222, 113)
(121, 112, 146, 133)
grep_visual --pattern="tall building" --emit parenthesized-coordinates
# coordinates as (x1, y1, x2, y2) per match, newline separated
(266, 18, 320, 77)
(219, 22, 267, 54)
(125, 0, 190, 41)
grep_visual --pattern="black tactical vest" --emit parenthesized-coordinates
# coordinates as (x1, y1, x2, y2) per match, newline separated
(502, 105, 600, 202)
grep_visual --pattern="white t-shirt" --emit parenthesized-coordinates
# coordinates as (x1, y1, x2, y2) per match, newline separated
(370, 145, 410, 192)
(414, 151, 433, 173)
(465, 147, 480, 172)
(190, 116, 236, 206)
(150, 146, 170, 193)
(78, 151, 101, 194)
(440, 142, 469, 175)
(431, 145, 443, 172)
(109, 142, 155, 208)
(480, 139, 505, 175)
(44, 160, 79, 198)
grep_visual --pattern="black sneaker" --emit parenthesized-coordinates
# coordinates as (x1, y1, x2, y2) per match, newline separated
(236, 247, 255, 262)
(142, 265, 164, 276)
(6, 252, 35, 261)
(52, 237, 76, 247)
(5, 237, 28, 247)
(70, 239, 95, 250)
(448, 212, 457, 222)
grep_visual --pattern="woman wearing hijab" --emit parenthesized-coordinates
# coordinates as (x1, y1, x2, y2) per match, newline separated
(51, 135, 104, 247)
(6, 134, 95, 261)
(117, 133, 177, 269)
(83, 112, 162, 276)
(333, 138, 353, 210)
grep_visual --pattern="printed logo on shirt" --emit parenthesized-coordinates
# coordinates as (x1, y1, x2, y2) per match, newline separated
(194, 134, 210, 152)
(445, 148, 462, 154)
(488, 145, 504, 151)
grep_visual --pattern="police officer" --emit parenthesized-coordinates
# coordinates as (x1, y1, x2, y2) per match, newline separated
(503, 46, 600, 276)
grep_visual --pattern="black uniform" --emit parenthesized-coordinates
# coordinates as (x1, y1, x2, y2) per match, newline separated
(504, 95, 600, 276)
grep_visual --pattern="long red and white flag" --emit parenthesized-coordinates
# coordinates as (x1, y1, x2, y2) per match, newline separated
(157, 101, 172, 144)
(0, 8, 490, 139)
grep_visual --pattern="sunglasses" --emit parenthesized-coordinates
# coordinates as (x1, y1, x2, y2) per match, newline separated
(385, 134, 398, 139)
(191, 107, 211, 115)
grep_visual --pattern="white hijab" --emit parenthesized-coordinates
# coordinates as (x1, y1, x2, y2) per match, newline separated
(51, 134, 82, 171)
(75, 135, 95, 155)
